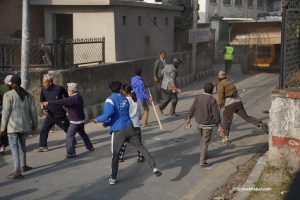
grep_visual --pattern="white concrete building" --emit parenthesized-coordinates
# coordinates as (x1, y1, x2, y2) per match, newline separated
(30, 0, 181, 62)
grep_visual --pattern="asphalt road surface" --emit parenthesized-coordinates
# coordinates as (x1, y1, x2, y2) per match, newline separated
(0, 66, 278, 200)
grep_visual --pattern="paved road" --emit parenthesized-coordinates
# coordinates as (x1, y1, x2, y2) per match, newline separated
(0, 67, 278, 200)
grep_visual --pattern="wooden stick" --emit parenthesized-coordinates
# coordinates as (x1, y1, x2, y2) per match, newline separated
(147, 87, 163, 130)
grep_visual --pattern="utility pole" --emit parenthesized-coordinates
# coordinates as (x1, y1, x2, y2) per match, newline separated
(191, 0, 198, 74)
(21, 0, 30, 90)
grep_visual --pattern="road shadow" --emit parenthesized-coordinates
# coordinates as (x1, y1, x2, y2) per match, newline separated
(0, 188, 38, 200)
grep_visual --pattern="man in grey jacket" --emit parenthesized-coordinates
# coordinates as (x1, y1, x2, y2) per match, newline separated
(185, 83, 222, 167)
(0, 75, 38, 179)
(153, 51, 166, 102)
(159, 58, 182, 116)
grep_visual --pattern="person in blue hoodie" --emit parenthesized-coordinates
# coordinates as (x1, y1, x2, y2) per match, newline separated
(131, 68, 150, 127)
(94, 81, 162, 185)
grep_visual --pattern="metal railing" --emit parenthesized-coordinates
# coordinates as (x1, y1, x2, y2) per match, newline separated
(0, 37, 105, 70)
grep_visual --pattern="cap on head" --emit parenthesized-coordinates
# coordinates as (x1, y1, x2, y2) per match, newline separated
(67, 83, 78, 92)
(9, 75, 21, 86)
(43, 74, 53, 81)
(217, 71, 226, 79)
(4, 75, 13, 85)
(173, 58, 183, 64)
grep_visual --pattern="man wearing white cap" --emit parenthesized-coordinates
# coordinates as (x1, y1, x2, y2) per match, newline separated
(216, 71, 268, 142)
(42, 83, 94, 158)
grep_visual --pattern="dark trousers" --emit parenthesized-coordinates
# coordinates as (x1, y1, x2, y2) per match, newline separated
(119, 127, 143, 160)
(0, 135, 8, 147)
(66, 123, 93, 154)
(159, 89, 178, 114)
(225, 60, 232, 73)
(39, 115, 70, 147)
(198, 128, 212, 164)
(223, 102, 261, 136)
(111, 125, 156, 179)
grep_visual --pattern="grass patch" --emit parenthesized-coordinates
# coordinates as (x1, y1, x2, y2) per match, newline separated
(247, 162, 293, 200)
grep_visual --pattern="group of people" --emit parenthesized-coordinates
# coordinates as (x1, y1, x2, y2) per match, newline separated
(0, 51, 268, 185)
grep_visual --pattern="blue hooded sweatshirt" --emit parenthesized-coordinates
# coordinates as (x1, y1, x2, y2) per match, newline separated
(131, 75, 149, 102)
(96, 93, 132, 132)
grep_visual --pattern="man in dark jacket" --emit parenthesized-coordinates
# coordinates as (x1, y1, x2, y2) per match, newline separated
(153, 51, 166, 102)
(216, 71, 268, 143)
(36, 74, 70, 152)
(185, 83, 222, 167)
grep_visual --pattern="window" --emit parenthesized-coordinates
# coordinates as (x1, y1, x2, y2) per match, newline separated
(235, 0, 242, 6)
(123, 16, 127, 25)
(248, 0, 253, 8)
(165, 17, 169, 26)
(257, 0, 263, 8)
(138, 16, 142, 26)
(154, 17, 157, 25)
(223, 0, 231, 5)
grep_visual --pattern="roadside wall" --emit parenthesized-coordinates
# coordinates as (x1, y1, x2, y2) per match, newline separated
(269, 91, 300, 170)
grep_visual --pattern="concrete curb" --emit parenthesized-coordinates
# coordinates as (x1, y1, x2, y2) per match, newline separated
(232, 151, 269, 200)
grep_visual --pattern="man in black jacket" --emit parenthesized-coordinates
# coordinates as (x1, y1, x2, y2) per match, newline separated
(185, 83, 222, 167)
(36, 74, 70, 152)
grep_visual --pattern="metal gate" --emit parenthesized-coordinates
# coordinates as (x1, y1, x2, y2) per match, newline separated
(280, 0, 300, 88)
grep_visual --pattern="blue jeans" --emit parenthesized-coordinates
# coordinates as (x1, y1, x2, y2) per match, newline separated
(7, 133, 27, 172)
(66, 123, 93, 154)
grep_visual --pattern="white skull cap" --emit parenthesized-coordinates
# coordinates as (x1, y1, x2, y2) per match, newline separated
(4, 75, 13, 85)
(67, 83, 78, 92)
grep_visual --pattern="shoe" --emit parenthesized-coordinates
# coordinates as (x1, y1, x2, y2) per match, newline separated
(0, 146, 5, 155)
(109, 178, 116, 185)
(6, 171, 23, 179)
(261, 123, 269, 134)
(137, 156, 145, 163)
(222, 136, 230, 143)
(153, 168, 162, 177)
(170, 113, 179, 117)
(89, 148, 95, 152)
(199, 162, 211, 168)
(158, 106, 164, 115)
(22, 165, 33, 172)
(119, 158, 125, 162)
(66, 154, 77, 159)
(35, 147, 48, 152)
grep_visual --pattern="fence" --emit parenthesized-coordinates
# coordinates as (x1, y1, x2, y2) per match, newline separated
(281, 0, 300, 88)
(43, 37, 105, 68)
(0, 37, 105, 70)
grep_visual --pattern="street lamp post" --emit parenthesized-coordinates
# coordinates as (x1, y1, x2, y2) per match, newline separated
(191, 0, 198, 75)
(279, 0, 288, 89)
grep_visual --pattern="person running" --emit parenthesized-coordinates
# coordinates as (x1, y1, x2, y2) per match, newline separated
(0, 75, 38, 179)
(118, 84, 144, 162)
(159, 58, 182, 116)
(36, 74, 73, 152)
(42, 83, 94, 158)
(216, 71, 268, 143)
(131, 68, 150, 127)
(185, 83, 222, 167)
(94, 81, 162, 185)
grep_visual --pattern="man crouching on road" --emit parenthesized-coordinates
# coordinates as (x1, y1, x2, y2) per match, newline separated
(94, 81, 162, 185)
(216, 71, 268, 143)
(185, 83, 222, 168)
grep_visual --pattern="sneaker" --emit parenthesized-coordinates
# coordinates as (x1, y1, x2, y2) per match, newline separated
(119, 158, 125, 162)
(153, 168, 162, 177)
(66, 153, 77, 159)
(222, 136, 230, 143)
(0, 146, 5, 155)
(158, 106, 164, 115)
(261, 123, 269, 134)
(89, 148, 95, 152)
(35, 147, 48, 152)
(199, 162, 211, 168)
(22, 165, 33, 172)
(109, 178, 116, 185)
(137, 156, 145, 163)
(6, 171, 23, 179)
(170, 113, 179, 117)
